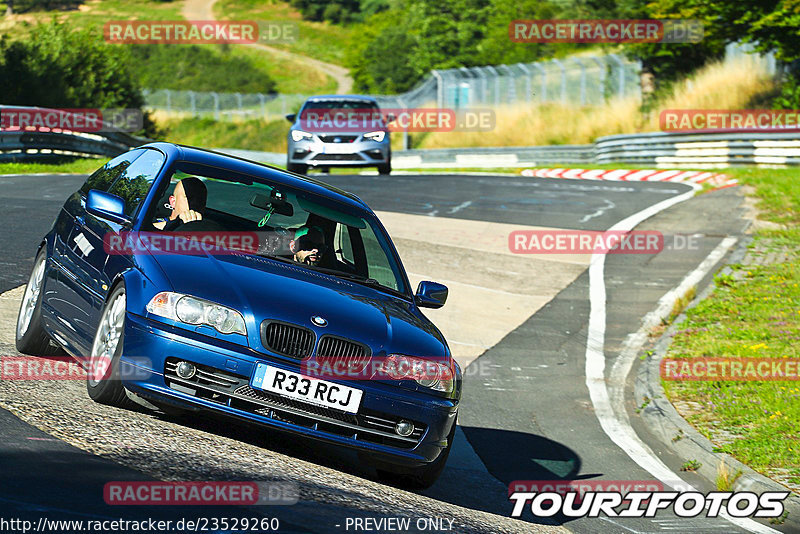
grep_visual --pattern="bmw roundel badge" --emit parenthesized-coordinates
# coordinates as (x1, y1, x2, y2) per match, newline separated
(311, 315, 328, 327)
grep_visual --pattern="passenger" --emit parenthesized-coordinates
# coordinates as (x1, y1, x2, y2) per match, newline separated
(153, 177, 206, 230)
(289, 226, 326, 266)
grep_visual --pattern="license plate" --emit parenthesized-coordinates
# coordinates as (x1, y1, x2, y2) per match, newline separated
(322, 143, 355, 154)
(250, 363, 363, 414)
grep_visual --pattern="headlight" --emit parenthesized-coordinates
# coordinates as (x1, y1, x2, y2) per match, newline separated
(378, 354, 454, 393)
(146, 292, 246, 336)
(363, 131, 386, 143)
(291, 130, 313, 142)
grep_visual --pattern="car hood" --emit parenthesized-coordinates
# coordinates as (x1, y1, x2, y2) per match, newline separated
(149, 250, 447, 358)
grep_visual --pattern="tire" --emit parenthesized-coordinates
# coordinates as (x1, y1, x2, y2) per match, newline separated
(16, 249, 60, 356)
(287, 163, 308, 174)
(86, 284, 136, 409)
(377, 161, 391, 175)
(376, 418, 456, 490)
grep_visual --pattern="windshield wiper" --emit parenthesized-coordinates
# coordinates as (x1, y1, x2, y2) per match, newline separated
(333, 272, 382, 286)
(309, 266, 380, 286)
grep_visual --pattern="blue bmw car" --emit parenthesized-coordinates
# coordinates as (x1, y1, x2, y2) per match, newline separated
(15, 142, 460, 488)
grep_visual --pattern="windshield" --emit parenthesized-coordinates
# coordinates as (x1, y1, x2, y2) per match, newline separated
(149, 162, 407, 295)
(301, 100, 379, 112)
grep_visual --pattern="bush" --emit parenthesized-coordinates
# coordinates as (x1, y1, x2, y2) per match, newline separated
(0, 21, 160, 137)
(289, 0, 362, 23)
(5, 0, 82, 13)
(0, 21, 141, 109)
(128, 44, 277, 93)
(773, 73, 800, 110)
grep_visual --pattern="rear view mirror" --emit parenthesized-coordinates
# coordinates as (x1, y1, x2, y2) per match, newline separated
(415, 281, 448, 309)
(285, 113, 296, 123)
(250, 193, 293, 217)
(86, 189, 130, 225)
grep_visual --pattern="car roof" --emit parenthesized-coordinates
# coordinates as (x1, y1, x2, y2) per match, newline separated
(141, 142, 369, 210)
(304, 95, 378, 104)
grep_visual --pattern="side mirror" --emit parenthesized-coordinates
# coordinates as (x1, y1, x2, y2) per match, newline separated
(285, 113, 296, 123)
(86, 189, 130, 225)
(415, 281, 448, 309)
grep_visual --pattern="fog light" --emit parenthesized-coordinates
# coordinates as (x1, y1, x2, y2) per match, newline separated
(176, 361, 196, 380)
(395, 420, 414, 437)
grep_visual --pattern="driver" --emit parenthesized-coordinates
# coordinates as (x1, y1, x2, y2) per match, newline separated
(153, 177, 207, 230)
(289, 226, 326, 266)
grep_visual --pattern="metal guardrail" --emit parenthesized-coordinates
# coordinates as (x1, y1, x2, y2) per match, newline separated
(0, 106, 148, 162)
(392, 131, 800, 168)
(595, 131, 800, 166)
(392, 145, 595, 169)
(5, 105, 800, 168)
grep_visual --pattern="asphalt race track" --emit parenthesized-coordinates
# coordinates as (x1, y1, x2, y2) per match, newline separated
(0, 171, 785, 533)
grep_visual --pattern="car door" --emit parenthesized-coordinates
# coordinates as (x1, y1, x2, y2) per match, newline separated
(52, 149, 145, 351)
(60, 149, 164, 351)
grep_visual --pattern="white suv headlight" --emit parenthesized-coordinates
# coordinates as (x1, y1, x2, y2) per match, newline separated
(146, 292, 246, 335)
(291, 130, 313, 142)
(363, 131, 386, 143)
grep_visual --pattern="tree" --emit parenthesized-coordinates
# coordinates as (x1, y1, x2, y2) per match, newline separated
(0, 21, 141, 108)
(0, 21, 158, 137)
(618, 0, 726, 83)
(348, 0, 493, 93)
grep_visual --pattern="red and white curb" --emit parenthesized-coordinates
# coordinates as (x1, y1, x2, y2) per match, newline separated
(521, 168, 738, 190)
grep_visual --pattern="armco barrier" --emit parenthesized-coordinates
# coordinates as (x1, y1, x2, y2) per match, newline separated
(391, 145, 595, 169)
(390, 131, 800, 168)
(594, 130, 800, 167)
(0, 106, 148, 162)
(5, 104, 800, 168)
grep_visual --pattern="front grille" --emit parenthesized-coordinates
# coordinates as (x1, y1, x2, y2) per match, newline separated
(314, 335, 371, 375)
(261, 321, 315, 360)
(318, 135, 357, 143)
(312, 154, 364, 161)
(164, 357, 427, 449)
(234, 385, 358, 424)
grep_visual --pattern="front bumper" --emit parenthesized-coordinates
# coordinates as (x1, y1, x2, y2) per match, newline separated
(287, 133, 390, 168)
(120, 312, 457, 467)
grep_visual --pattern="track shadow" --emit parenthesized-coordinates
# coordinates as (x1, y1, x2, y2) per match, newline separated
(138, 404, 583, 526)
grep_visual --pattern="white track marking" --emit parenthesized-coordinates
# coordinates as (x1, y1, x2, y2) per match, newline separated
(580, 198, 616, 223)
(584, 184, 780, 534)
(448, 200, 473, 214)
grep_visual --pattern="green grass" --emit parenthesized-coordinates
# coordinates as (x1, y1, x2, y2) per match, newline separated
(160, 116, 290, 152)
(214, 0, 355, 65)
(680, 460, 702, 472)
(0, 158, 101, 175)
(231, 44, 336, 94)
(0, 0, 183, 31)
(660, 166, 800, 490)
(0, 1, 336, 95)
